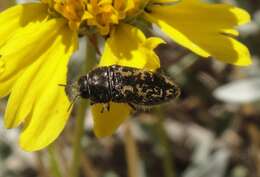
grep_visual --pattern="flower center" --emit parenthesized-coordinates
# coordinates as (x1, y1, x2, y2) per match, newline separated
(42, 0, 146, 35)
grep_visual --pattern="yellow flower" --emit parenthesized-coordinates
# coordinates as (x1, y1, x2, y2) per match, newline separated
(0, 0, 251, 151)
(144, 0, 251, 65)
(91, 0, 252, 137)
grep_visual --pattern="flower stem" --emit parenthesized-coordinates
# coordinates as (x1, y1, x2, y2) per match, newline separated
(35, 152, 48, 177)
(124, 122, 141, 177)
(48, 145, 63, 177)
(70, 37, 97, 177)
(155, 108, 177, 177)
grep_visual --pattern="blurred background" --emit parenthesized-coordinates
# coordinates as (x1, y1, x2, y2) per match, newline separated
(0, 0, 260, 177)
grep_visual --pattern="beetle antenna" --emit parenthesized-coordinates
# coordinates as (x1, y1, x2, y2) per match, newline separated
(58, 84, 67, 87)
(67, 95, 80, 112)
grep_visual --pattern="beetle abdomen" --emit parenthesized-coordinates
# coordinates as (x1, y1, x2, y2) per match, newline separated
(109, 65, 180, 105)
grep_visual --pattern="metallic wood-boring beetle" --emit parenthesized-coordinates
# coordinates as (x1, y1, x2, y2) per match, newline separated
(67, 65, 180, 112)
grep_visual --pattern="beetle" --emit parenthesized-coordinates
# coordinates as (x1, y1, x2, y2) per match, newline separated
(66, 65, 180, 112)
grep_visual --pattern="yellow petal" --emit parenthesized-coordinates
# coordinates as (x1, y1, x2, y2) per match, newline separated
(1, 20, 77, 151)
(92, 103, 131, 137)
(18, 27, 77, 151)
(0, 75, 18, 98)
(98, 0, 112, 5)
(93, 23, 164, 137)
(99, 23, 164, 70)
(4, 57, 44, 129)
(0, 3, 48, 47)
(124, 0, 135, 12)
(0, 19, 66, 98)
(4, 18, 75, 129)
(144, 0, 251, 65)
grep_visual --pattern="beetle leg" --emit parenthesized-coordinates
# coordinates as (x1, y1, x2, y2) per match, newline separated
(128, 103, 136, 111)
(101, 103, 110, 113)
(107, 103, 110, 111)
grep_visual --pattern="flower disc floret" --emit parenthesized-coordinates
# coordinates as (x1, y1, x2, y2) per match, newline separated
(42, 0, 143, 35)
